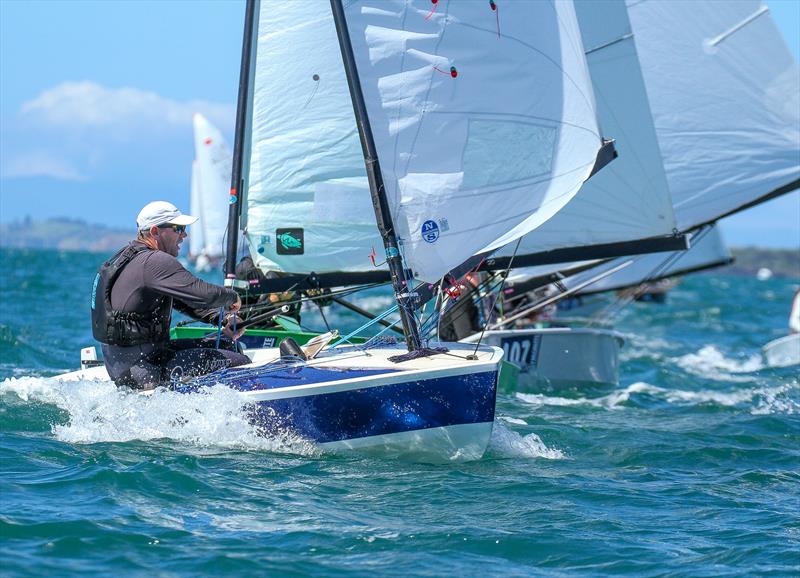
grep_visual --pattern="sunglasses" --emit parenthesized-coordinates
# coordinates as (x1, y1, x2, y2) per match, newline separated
(158, 224, 187, 234)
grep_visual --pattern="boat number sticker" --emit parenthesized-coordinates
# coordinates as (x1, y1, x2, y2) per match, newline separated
(276, 228, 304, 255)
(501, 335, 542, 369)
(421, 220, 439, 243)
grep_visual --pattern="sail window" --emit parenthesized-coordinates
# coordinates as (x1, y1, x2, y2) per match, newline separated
(461, 119, 558, 190)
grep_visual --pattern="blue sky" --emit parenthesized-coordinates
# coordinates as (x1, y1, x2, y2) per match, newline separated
(0, 0, 798, 248)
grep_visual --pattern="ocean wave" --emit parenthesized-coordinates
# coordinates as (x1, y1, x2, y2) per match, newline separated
(0, 376, 319, 455)
(674, 345, 764, 382)
(516, 381, 798, 414)
(488, 421, 565, 460)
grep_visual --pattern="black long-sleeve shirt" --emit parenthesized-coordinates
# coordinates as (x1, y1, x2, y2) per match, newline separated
(110, 241, 237, 326)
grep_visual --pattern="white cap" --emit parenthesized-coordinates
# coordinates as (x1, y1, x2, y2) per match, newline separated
(136, 201, 198, 230)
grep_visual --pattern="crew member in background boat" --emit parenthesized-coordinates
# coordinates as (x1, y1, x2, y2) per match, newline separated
(91, 201, 250, 389)
(519, 284, 560, 328)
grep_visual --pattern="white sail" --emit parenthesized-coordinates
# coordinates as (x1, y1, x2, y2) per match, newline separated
(343, 0, 605, 282)
(243, 1, 383, 276)
(501, 0, 678, 261)
(188, 160, 204, 257)
(192, 113, 232, 259)
(627, 0, 800, 230)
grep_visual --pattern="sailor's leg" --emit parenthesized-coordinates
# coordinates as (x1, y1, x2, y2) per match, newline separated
(102, 343, 164, 390)
(163, 347, 250, 382)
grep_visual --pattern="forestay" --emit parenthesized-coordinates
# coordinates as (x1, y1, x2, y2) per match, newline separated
(243, 1, 383, 276)
(499, 0, 679, 263)
(343, 0, 604, 282)
(627, 0, 800, 230)
(192, 113, 232, 259)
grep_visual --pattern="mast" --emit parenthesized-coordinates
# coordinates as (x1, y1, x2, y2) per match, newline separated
(329, 0, 421, 351)
(224, 0, 257, 284)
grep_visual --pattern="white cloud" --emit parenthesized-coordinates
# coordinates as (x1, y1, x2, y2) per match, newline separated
(20, 81, 234, 133)
(2, 152, 87, 181)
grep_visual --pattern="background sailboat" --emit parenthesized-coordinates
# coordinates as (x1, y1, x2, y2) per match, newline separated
(188, 113, 232, 272)
(459, 0, 799, 391)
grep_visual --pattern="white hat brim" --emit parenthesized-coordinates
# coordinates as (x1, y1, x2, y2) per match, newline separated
(167, 214, 199, 226)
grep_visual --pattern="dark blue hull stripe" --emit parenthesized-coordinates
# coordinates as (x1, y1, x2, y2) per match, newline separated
(248, 371, 498, 444)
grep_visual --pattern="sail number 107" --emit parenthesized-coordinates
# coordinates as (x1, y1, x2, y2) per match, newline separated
(501, 335, 541, 368)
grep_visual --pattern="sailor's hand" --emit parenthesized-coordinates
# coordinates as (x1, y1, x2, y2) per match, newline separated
(229, 294, 242, 314)
(223, 315, 245, 341)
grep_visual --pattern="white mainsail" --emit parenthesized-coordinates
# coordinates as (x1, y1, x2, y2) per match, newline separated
(627, 0, 800, 230)
(500, 0, 679, 262)
(188, 160, 204, 257)
(343, 0, 605, 282)
(243, 2, 381, 276)
(242, 0, 606, 284)
(192, 113, 232, 259)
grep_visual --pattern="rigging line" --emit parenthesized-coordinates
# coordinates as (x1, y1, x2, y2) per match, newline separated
(317, 300, 331, 331)
(215, 306, 224, 350)
(585, 33, 634, 56)
(493, 260, 634, 329)
(239, 281, 385, 313)
(331, 305, 400, 348)
(471, 238, 522, 357)
(590, 226, 712, 324)
(437, 273, 504, 335)
(592, 247, 687, 321)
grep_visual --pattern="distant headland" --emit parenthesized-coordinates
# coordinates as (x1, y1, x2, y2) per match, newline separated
(0, 217, 797, 278)
(0, 217, 133, 253)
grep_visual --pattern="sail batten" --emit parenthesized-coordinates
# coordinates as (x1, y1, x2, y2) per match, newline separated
(626, 0, 800, 231)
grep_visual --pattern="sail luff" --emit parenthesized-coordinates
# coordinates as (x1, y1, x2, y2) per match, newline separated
(224, 0, 259, 283)
(330, 0, 421, 351)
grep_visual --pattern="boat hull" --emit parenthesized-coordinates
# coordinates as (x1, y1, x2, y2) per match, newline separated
(762, 334, 800, 368)
(60, 343, 502, 462)
(462, 328, 623, 391)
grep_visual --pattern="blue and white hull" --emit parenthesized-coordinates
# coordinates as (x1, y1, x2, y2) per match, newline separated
(194, 343, 501, 461)
(59, 343, 503, 461)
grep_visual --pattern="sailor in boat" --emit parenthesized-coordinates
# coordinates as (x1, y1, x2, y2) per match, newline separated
(438, 273, 488, 342)
(91, 201, 250, 389)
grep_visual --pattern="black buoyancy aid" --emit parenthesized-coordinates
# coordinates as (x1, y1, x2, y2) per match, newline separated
(91, 243, 171, 346)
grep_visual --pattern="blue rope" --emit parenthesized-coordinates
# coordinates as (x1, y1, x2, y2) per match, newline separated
(215, 306, 224, 349)
(331, 304, 399, 348)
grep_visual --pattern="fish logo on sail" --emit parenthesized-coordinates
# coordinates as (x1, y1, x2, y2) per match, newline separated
(276, 228, 304, 255)
(421, 220, 440, 243)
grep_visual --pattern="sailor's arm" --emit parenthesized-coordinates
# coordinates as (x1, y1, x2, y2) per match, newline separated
(142, 252, 240, 316)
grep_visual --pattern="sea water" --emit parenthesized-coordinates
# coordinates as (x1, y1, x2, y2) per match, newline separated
(1, 247, 798, 576)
